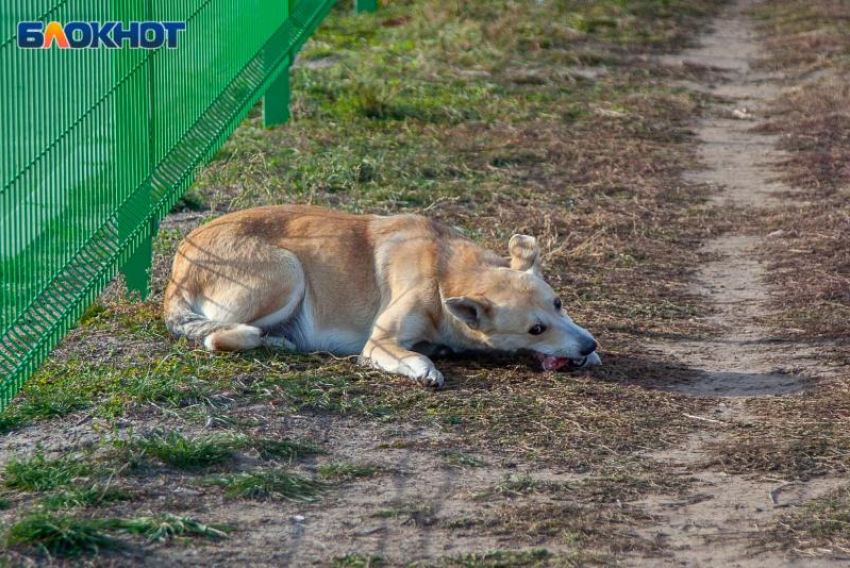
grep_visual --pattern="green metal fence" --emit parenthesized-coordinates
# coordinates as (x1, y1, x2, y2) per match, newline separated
(0, 0, 379, 413)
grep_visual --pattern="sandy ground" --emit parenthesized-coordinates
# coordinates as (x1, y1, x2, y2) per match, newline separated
(637, 1, 845, 565)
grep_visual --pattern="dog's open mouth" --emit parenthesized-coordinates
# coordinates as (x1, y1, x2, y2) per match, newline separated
(534, 352, 601, 371)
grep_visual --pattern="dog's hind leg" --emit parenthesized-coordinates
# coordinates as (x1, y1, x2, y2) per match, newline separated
(165, 241, 305, 352)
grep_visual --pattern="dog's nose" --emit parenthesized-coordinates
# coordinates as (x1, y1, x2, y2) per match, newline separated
(580, 338, 598, 357)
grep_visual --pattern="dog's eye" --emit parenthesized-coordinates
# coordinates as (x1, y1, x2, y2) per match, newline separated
(529, 324, 546, 335)
(554, 298, 562, 311)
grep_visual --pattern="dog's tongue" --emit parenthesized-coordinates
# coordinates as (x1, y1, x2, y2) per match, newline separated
(535, 353, 570, 371)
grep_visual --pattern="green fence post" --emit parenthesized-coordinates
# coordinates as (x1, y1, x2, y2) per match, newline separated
(264, 0, 294, 127)
(354, 0, 378, 13)
(120, 221, 155, 299)
(264, 63, 291, 127)
(114, 0, 153, 300)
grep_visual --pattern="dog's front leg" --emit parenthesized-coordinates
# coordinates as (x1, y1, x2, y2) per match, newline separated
(361, 339, 444, 388)
(360, 310, 443, 388)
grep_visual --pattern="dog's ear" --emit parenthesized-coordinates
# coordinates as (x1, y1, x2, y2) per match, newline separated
(509, 234, 541, 276)
(444, 296, 491, 330)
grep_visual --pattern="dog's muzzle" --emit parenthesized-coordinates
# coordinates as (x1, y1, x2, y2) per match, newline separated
(536, 351, 602, 371)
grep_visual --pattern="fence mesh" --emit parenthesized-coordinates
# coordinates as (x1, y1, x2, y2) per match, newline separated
(0, 0, 337, 411)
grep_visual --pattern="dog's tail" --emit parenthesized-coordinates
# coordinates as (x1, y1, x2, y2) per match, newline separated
(164, 295, 263, 352)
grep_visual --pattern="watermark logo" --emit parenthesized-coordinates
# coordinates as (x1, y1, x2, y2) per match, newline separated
(17, 21, 186, 49)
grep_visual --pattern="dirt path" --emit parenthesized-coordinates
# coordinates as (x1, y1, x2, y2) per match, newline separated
(637, 1, 843, 565)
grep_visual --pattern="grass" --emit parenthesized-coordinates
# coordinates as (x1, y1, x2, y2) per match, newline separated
(746, 0, 850, 342)
(102, 514, 230, 543)
(371, 501, 436, 526)
(333, 554, 386, 568)
(3, 453, 97, 492)
(432, 549, 553, 568)
(134, 431, 240, 470)
(251, 438, 324, 461)
(120, 431, 324, 470)
(480, 501, 657, 554)
(442, 451, 486, 469)
(5, 512, 228, 558)
(6, 513, 119, 558)
(768, 485, 850, 556)
(0, 0, 724, 469)
(316, 463, 378, 482)
(39, 486, 131, 510)
(204, 470, 324, 502)
(494, 475, 546, 497)
(473, 470, 689, 504)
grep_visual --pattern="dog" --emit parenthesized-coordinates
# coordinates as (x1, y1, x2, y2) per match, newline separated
(164, 205, 600, 387)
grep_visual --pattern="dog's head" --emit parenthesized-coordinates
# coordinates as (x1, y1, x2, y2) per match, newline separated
(444, 234, 600, 368)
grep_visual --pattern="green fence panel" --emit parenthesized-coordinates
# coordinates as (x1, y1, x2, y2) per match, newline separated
(0, 0, 353, 413)
(354, 0, 379, 13)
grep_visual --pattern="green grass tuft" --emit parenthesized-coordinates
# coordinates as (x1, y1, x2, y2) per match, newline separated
(3, 453, 95, 492)
(136, 431, 239, 470)
(102, 514, 230, 543)
(6, 512, 228, 558)
(40, 486, 131, 510)
(14, 391, 89, 421)
(0, 413, 26, 434)
(333, 553, 386, 567)
(205, 470, 324, 502)
(6, 513, 119, 558)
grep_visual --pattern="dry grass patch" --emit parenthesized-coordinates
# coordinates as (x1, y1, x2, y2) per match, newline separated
(767, 485, 850, 557)
(708, 383, 850, 479)
(749, 0, 850, 342)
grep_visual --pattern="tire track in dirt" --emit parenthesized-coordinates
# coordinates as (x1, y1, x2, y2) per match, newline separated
(634, 1, 843, 566)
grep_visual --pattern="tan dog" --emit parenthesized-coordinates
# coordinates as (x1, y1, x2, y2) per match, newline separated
(164, 205, 600, 387)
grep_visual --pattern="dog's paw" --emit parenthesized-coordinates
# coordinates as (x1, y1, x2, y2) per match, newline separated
(417, 368, 445, 389)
